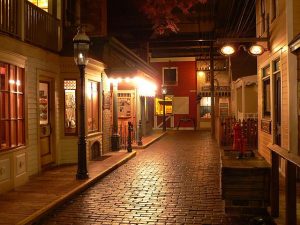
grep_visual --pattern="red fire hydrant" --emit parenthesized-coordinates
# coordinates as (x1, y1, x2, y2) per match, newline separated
(233, 122, 246, 158)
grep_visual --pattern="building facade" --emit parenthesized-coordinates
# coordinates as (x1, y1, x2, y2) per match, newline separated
(256, 0, 300, 164)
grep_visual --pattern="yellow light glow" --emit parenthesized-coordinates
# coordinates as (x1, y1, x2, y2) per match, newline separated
(9, 79, 15, 84)
(125, 77, 131, 83)
(16, 80, 21, 86)
(221, 45, 235, 56)
(248, 44, 264, 55)
(197, 71, 205, 77)
(135, 77, 157, 97)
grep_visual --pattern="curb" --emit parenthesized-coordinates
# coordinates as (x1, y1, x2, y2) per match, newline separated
(133, 132, 167, 149)
(18, 151, 137, 225)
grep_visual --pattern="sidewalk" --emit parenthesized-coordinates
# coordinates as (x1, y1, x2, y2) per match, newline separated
(0, 132, 165, 225)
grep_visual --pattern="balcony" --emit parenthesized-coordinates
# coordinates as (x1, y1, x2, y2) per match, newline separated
(0, 0, 61, 52)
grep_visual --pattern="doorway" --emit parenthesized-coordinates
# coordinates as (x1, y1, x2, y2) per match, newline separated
(39, 80, 55, 167)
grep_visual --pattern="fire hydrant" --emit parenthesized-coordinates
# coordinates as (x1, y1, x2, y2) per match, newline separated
(233, 122, 245, 158)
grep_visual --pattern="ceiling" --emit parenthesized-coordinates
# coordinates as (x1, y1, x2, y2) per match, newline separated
(108, 0, 257, 59)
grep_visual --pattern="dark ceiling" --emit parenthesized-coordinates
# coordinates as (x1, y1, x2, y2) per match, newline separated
(108, 0, 257, 59)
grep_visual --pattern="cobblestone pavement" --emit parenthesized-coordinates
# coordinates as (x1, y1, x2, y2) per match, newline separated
(38, 131, 255, 225)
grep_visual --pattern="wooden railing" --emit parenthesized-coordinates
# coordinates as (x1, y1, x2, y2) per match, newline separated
(268, 144, 300, 225)
(24, 1, 60, 52)
(0, 0, 19, 37)
(0, 0, 61, 52)
(219, 117, 258, 149)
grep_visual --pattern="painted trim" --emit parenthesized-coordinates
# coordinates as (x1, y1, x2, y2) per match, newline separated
(0, 49, 27, 68)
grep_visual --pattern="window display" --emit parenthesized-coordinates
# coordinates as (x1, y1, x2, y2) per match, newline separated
(64, 80, 77, 135)
(87, 80, 99, 133)
(0, 63, 25, 151)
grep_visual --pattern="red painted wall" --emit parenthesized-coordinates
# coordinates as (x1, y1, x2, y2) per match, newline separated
(151, 60, 197, 128)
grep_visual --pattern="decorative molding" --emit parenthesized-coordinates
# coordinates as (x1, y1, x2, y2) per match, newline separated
(0, 49, 27, 68)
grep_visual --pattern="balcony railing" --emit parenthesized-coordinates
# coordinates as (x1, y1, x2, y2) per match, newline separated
(0, 0, 19, 37)
(0, 0, 61, 52)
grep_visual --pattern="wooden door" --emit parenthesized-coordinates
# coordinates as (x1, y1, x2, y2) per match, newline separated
(39, 81, 54, 166)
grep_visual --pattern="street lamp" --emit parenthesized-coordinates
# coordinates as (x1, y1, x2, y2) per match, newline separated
(161, 86, 167, 132)
(73, 26, 90, 180)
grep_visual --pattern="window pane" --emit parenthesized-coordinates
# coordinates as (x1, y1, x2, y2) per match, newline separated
(1, 92, 9, 119)
(92, 86, 99, 131)
(10, 93, 17, 119)
(65, 90, 76, 134)
(263, 79, 271, 116)
(9, 65, 17, 92)
(17, 94, 24, 119)
(17, 120, 24, 145)
(87, 81, 99, 133)
(274, 59, 280, 72)
(10, 120, 17, 147)
(0, 121, 9, 149)
(39, 82, 49, 125)
(87, 82, 92, 132)
(17, 67, 24, 93)
(163, 68, 177, 85)
(262, 66, 270, 78)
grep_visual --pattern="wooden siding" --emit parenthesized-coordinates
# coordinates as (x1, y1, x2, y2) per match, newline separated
(293, 0, 300, 36)
(256, 0, 288, 163)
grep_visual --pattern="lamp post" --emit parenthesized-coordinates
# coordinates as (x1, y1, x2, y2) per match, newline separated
(161, 86, 167, 132)
(73, 26, 90, 180)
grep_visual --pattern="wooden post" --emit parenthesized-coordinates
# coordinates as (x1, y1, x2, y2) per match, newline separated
(270, 151, 279, 217)
(285, 161, 297, 225)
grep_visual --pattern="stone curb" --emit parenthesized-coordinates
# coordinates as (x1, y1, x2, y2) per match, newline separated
(17, 151, 137, 225)
(133, 132, 167, 149)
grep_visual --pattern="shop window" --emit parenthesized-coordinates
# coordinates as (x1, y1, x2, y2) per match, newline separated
(200, 97, 211, 118)
(0, 62, 25, 151)
(262, 65, 271, 117)
(163, 67, 178, 86)
(87, 80, 99, 133)
(64, 80, 77, 135)
(118, 92, 132, 118)
(155, 96, 173, 115)
(28, 0, 48, 12)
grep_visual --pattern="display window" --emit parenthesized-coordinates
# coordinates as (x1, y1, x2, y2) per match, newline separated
(64, 80, 77, 135)
(0, 62, 25, 151)
(87, 80, 99, 133)
(155, 96, 173, 115)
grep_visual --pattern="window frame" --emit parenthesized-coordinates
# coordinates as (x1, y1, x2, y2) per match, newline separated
(262, 65, 271, 117)
(162, 67, 178, 86)
(0, 62, 25, 151)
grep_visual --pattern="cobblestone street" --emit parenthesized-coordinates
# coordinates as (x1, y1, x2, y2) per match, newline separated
(39, 131, 251, 225)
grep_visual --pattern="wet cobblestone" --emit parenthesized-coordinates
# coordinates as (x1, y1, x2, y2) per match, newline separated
(38, 131, 254, 225)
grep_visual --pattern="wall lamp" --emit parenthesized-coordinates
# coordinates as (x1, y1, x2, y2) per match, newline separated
(220, 43, 265, 56)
